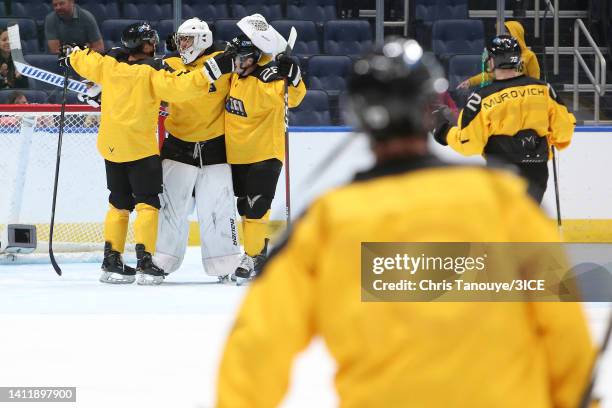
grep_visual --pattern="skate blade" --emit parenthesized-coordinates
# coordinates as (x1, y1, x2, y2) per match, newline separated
(230, 274, 251, 286)
(99, 271, 136, 284)
(136, 273, 165, 286)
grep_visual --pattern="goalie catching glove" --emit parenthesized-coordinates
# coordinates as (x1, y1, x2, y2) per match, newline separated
(77, 80, 102, 108)
(276, 53, 301, 87)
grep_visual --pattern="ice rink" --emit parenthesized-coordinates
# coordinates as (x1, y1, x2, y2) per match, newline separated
(0, 247, 610, 408)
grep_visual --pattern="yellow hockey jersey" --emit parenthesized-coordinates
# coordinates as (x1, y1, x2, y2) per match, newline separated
(217, 158, 594, 408)
(224, 62, 306, 164)
(163, 51, 231, 142)
(70, 48, 213, 163)
(447, 75, 575, 158)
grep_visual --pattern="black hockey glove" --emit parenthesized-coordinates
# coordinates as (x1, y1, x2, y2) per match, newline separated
(58, 43, 84, 68)
(276, 53, 301, 86)
(165, 32, 177, 52)
(431, 105, 454, 146)
(203, 51, 235, 82)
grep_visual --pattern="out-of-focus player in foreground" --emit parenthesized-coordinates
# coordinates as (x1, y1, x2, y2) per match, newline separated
(216, 38, 594, 407)
(66, 22, 234, 285)
(153, 18, 241, 281)
(433, 34, 575, 204)
(223, 15, 306, 284)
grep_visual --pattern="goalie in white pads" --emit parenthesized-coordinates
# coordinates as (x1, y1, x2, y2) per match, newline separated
(153, 18, 241, 280)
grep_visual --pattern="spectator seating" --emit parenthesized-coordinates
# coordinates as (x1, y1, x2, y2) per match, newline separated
(306, 55, 352, 95)
(46, 89, 82, 104)
(289, 89, 331, 125)
(287, 0, 338, 23)
(100, 19, 142, 49)
(230, 0, 283, 20)
(432, 19, 484, 59)
(213, 19, 241, 44)
(414, 0, 468, 46)
(182, 0, 230, 20)
(24, 53, 61, 75)
(0, 88, 48, 103)
(447, 54, 482, 90)
(121, 1, 170, 21)
(0, 18, 38, 53)
(10, 1, 52, 25)
(80, 1, 121, 25)
(323, 20, 372, 57)
(271, 20, 320, 56)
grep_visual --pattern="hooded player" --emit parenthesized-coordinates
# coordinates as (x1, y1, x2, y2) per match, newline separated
(221, 15, 306, 284)
(66, 21, 235, 285)
(153, 18, 241, 281)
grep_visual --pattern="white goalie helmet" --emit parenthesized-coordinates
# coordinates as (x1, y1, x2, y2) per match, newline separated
(175, 17, 213, 64)
(237, 14, 287, 55)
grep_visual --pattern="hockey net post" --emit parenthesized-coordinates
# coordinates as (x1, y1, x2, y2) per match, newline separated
(0, 104, 161, 264)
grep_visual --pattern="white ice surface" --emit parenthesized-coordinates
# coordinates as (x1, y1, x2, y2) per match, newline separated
(0, 247, 609, 408)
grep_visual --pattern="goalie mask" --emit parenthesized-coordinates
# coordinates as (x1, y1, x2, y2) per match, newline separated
(121, 22, 159, 56)
(174, 18, 213, 64)
(346, 37, 448, 140)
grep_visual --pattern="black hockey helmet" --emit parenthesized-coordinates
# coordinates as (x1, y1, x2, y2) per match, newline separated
(227, 34, 262, 63)
(121, 22, 159, 52)
(346, 37, 448, 140)
(487, 34, 521, 69)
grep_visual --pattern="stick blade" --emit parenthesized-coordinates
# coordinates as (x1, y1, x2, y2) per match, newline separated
(50, 250, 62, 276)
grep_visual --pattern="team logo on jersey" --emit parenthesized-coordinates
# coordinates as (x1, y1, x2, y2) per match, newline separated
(209, 83, 216, 93)
(226, 97, 247, 117)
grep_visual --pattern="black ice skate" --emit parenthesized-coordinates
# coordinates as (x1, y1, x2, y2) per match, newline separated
(135, 244, 167, 286)
(230, 253, 255, 286)
(253, 238, 269, 276)
(99, 242, 136, 284)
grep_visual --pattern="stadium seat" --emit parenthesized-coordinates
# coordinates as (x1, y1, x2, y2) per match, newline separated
(24, 54, 62, 75)
(0, 89, 48, 104)
(414, 0, 468, 46)
(230, 0, 283, 20)
(432, 19, 484, 59)
(287, 0, 338, 23)
(447, 54, 482, 90)
(182, 1, 229, 20)
(271, 20, 320, 56)
(213, 19, 241, 44)
(46, 90, 82, 104)
(80, 1, 121, 25)
(306, 55, 352, 95)
(10, 2, 52, 25)
(100, 19, 144, 50)
(289, 90, 331, 126)
(0, 18, 39, 53)
(121, 1, 171, 21)
(323, 20, 372, 57)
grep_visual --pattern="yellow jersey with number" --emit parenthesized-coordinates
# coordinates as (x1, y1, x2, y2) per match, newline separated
(70, 48, 212, 163)
(163, 51, 231, 142)
(224, 62, 306, 164)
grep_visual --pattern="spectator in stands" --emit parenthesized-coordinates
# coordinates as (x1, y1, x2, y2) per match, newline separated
(0, 30, 28, 89)
(45, 0, 104, 54)
(457, 20, 540, 89)
(8, 90, 28, 104)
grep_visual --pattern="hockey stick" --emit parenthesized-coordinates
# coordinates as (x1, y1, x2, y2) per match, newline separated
(579, 307, 612, 408)
(551, 146, 562, 228)
(49, 56, 71, 276)
(8, 24, 88, 94)
(283, 27, 297, 227)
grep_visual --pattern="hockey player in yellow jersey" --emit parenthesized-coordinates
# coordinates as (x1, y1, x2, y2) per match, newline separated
(153, 18, 241, 281)
(221, 15, 306, 284)
(66, 22, 235, 285)
(433, 34, 575, 203)
(216, 38, 594, 408)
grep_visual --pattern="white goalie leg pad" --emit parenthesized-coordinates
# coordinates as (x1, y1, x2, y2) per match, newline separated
(195, 163, 241, 277)
(154, 159, 198, 274)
